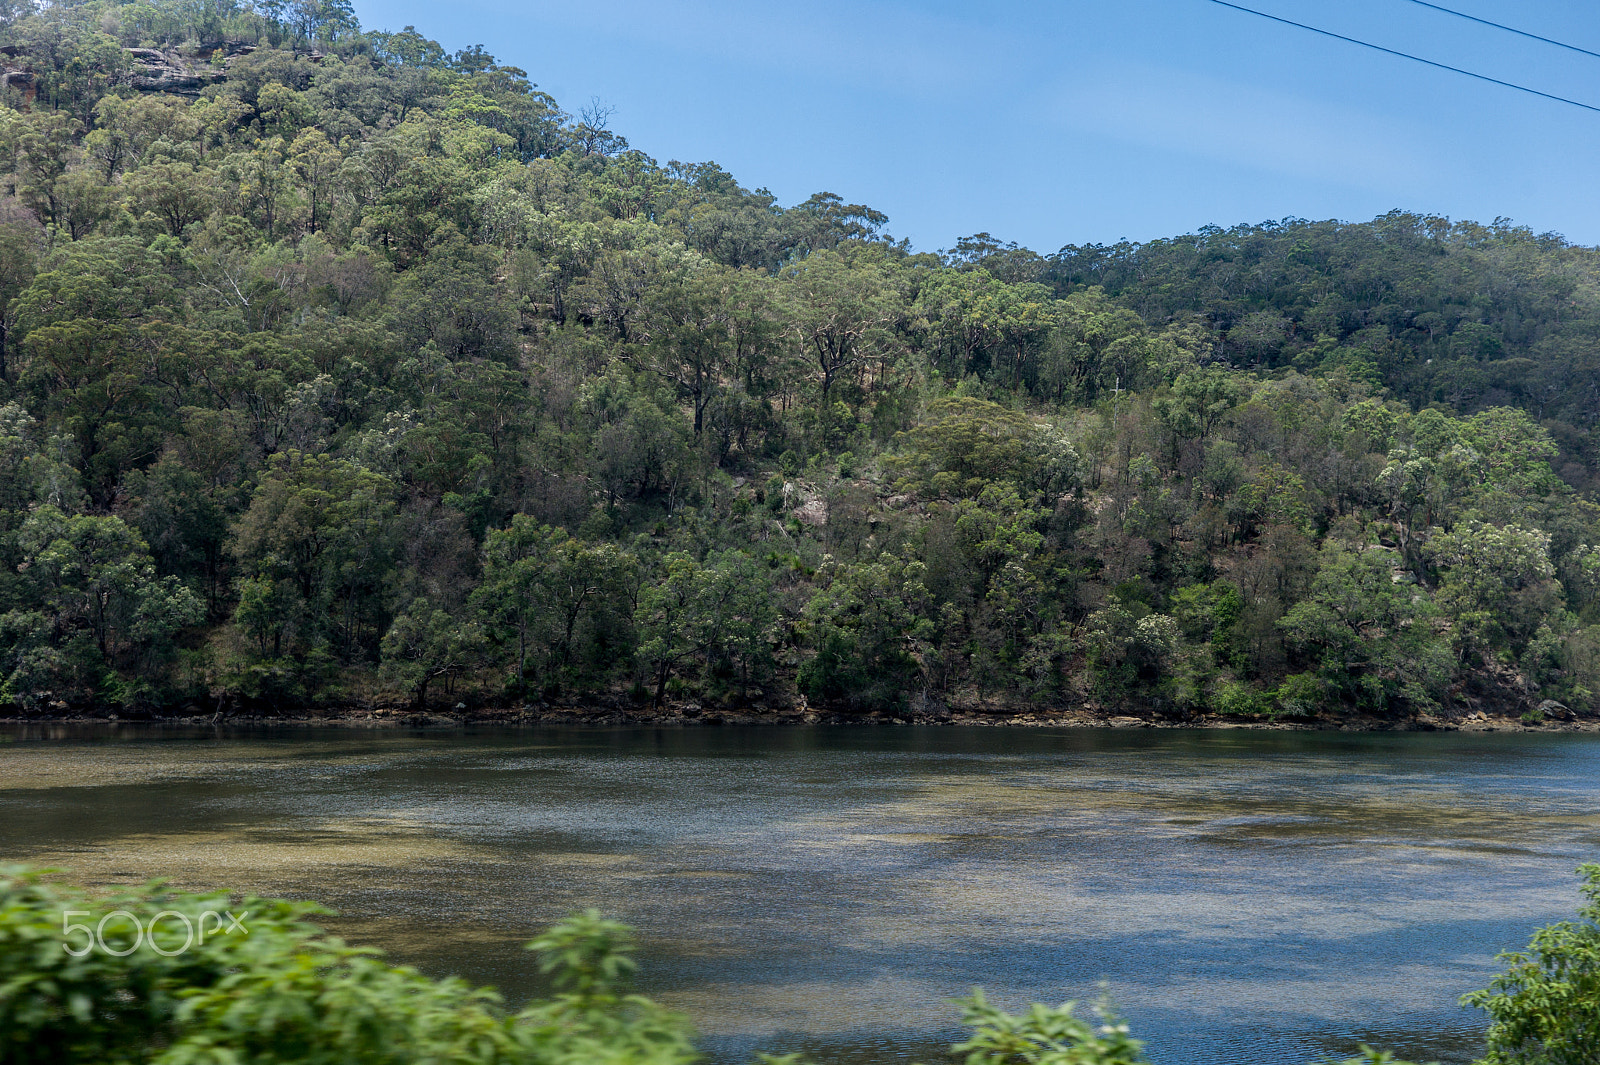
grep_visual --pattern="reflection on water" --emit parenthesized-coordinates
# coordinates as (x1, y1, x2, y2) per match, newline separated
(3, 725, 1598, 1065)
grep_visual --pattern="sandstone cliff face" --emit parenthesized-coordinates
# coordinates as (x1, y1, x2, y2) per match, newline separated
(0, 40, 276, 107)
(125, 47, 227, 96)
(0, 44, 35, 106)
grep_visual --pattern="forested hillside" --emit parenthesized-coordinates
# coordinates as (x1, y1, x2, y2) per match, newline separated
(0, 0, 1597, 722)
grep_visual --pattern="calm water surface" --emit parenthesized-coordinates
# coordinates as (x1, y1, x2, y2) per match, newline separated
(2, 725, 1598, 1065)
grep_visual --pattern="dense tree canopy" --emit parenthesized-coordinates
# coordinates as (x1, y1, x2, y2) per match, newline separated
(0, 0, 1597, 721)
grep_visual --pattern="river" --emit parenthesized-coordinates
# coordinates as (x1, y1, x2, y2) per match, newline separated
(2, 725, 1598, 1065)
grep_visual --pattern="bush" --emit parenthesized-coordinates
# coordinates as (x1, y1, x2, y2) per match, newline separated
(0, 868, 695, 1065)
(1212, 679, 1273, 717)
(0, 867, 1484, 1065)
(1463, 863, 1600, 1065)
(951, 991, 1145, 1065)
(1274, 672, 1327, 717)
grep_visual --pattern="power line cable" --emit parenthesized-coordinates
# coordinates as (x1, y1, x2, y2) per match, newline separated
(1203, 0, 1600, 113)
(1400, 1, 1600, 63)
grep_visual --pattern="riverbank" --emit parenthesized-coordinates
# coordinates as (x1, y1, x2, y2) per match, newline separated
(5, 696, 1596, 732)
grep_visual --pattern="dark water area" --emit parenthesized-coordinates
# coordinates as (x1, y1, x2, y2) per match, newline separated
(3, 725, 1598, 1065)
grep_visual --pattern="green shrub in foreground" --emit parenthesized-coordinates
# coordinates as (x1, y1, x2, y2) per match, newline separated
(0, 867, 694, 1065)
(22, 864, 1600, 1065)
(1463, 862, 1600, 1065)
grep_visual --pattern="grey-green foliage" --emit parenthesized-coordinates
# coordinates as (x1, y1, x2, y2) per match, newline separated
(1277, 541, 1453, 712)
(1, 1, 1599, 721)
(1424, 521, 1560, 658)
(633, 548, 776, 705)
(1, 505, 203, 709)
(227, 450, 399, 664)
(380, 595, 486, 706)
(472, 516, 636, 693)
(799, 551, 932, 710)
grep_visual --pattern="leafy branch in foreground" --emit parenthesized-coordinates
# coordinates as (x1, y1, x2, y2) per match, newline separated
(950, 990, 1144, 1065)
(1462, 863, 1600, 1065)
(0, 866, 696, 1065)
(20, 864, 1600, 1065)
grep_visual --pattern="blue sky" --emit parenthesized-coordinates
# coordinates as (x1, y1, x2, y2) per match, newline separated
(351, 0, 1600, 253)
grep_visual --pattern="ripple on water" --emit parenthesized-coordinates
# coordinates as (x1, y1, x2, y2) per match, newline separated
(2, 724, 1597, 1065)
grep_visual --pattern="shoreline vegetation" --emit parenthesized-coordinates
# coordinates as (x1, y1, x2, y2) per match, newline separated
(0, 2, 1597, 730)
(5, 863, 1600, 1065)
(6, 699, 1599, 731)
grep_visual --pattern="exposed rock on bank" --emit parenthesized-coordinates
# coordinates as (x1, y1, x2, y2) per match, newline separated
(10, 696, 1596, 733)
(0, 39, 291, 104)
(125, 47, 227, 95)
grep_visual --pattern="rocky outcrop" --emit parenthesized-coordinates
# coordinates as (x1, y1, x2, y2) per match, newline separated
(0, 44, 35, 106)
(0, 67, 34, 105)
(125, 47, 226, 96)
(785, 481, 828, 526)
(0, 39, 317, 107)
